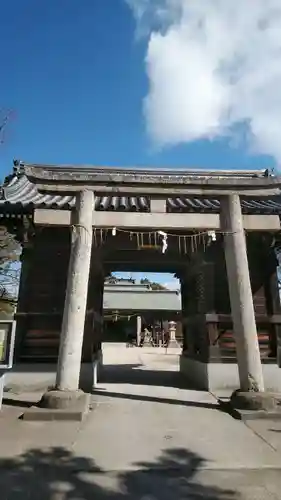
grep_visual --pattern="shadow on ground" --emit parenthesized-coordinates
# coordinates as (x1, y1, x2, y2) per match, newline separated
(92, 388, 224, 412)
(5, 361, 190, 393)
(100, 364, 194, 390)
(2, 397, 34, 409)
(0, 447, 238, 499)
(7, 364, 57, 373)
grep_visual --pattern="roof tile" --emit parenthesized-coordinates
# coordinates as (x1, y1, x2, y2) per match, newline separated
(1, 171, 281, 215)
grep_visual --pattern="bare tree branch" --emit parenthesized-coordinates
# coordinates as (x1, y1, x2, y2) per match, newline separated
(0, 109, 13, 144)
(0, 108, 19, 314)
(0, 227, 21, 314)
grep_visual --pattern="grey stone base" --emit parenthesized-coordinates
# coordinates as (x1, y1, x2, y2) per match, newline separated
(22, 390, 90, 422)
(230, 390, 278, 411)
(180, 356, 209, 390)
(180, 355, 281, 392)
(230, 408, 281, 421)
(227, 390, 281, 420)
(168, 339, 180, 348)
(4, 363, 95, 394)
(21, 406, 89, 422)
(39, 389, 88, 409)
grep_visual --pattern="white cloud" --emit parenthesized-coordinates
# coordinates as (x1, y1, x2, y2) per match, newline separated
(126, 0, 281, 162)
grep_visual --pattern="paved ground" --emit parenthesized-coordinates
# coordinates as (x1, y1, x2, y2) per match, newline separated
(1, 346, 281, 499)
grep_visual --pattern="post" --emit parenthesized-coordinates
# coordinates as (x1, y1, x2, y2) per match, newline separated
(136, 315, 142, 346)
(92, 274, 104, 353)
(56, 190, 94, 391)
(180, 277, 189, 353)
(220, 194, 264, 392)
(91, 269, 105, 387)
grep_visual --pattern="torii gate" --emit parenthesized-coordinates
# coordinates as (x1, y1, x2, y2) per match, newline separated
(13, 164, 281, 413)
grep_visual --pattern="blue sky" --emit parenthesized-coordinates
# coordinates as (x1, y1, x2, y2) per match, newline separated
(1, 0, 277, 287)
(0, 0, 276, 174)
(113, 271, 179, 290)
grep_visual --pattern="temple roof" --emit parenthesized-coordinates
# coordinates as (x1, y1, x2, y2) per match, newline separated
(1, 163, 281, 214)
(103, 281, 181, 312)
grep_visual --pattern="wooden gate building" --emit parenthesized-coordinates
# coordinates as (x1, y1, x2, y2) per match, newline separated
(1, 161, 281, 392)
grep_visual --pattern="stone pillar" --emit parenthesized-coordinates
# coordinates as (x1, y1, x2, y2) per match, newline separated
(136, 315, 142, 346)
(55, 190, 94, 392)
(220, 194, 264, 393)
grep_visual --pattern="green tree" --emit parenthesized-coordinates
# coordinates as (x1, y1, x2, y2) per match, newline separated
(140, 278, 167, 290)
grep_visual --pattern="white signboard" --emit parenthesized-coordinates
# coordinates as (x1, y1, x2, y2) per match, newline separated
(0, 321, 16, 369)
(0, 328, 8, 363)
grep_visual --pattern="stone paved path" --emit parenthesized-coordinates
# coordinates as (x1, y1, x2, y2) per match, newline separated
(1, 346, 281, 499)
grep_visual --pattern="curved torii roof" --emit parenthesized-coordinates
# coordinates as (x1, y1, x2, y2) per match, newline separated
(23, 162, 281, 195)
(1, 162, 281, 214)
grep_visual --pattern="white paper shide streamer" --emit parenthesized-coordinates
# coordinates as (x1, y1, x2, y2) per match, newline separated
(158, 230, 168, 253)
